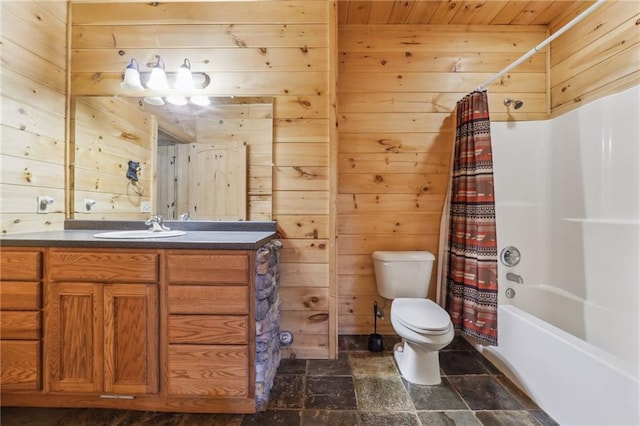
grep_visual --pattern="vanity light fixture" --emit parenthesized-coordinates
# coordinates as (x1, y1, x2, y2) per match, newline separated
(167, 59, 193, 106)
(146, 56, 169, 91)
(175, 59, 195, 90)
(120, 59, 144, 91)
(121, 56, 211, 107)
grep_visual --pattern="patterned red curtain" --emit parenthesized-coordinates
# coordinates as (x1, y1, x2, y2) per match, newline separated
(446, 91, 498, 346)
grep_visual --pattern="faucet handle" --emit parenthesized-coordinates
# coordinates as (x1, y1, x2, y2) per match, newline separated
(145, 215, 170, 231)
(506, 272, 524, 284)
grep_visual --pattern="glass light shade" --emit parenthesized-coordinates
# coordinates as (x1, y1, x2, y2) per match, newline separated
(143, 96, 165, 106)
(166, 95, 188, 106)
(120, 60, 144, 90)
(175, 60, 195, 91)
(146, 67, 168, 90)
(190, 95, 211, 106)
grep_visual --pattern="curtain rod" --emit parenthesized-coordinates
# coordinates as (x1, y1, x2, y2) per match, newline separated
(475, 0, 607, 92)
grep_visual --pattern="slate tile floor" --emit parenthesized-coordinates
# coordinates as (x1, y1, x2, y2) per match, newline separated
(1, 335, 559, 426)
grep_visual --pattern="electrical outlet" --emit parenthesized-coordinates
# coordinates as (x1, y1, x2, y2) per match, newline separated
(140, 201, 152, 213)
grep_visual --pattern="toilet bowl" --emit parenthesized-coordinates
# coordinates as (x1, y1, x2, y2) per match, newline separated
(390, 298, 454, 385)
(372, 251, 454, 385)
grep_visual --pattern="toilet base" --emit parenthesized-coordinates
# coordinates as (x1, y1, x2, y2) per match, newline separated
(393, 340, 442, 385)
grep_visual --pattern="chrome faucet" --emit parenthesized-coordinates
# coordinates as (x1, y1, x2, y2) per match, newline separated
(179, 212, 191, 221)
(506, 272, 524, 284)
(145, 215, 170, 232)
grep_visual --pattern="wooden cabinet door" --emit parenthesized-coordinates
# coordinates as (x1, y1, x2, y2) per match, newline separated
(103, 283, 158, 395)
(45, 282, 103, 393)
(46, 283, 158, 395)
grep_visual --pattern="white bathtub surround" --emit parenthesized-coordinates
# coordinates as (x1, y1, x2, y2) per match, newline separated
(478, 306, 639, 426)
(490, 86, 640, 426)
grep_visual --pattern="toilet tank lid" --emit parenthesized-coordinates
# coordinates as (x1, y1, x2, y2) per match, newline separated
(372, 251, 435, 261)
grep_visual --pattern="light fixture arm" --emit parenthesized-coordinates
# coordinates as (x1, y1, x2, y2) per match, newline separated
(150, 55, 165, 71)
(127, 58, 140, 72)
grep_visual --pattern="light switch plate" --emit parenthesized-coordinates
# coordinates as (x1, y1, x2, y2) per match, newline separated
(140, 201, 152, 213)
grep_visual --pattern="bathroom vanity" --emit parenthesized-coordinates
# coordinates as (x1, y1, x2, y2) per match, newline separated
(0, 221, 280, 414)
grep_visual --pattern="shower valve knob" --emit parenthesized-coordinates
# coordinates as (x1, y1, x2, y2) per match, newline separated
(500, 246, 521, 267)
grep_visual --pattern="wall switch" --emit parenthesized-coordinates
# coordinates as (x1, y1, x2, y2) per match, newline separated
(140, 201, 152, 213)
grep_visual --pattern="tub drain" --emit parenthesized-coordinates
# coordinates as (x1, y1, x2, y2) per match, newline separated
(505, 288, 516, 299)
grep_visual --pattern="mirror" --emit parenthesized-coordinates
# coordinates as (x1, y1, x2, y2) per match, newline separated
(71, 96, 273, 221)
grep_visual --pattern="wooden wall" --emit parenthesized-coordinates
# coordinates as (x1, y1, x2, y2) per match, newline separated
(549, 0, 640, 116)
(0, 1, 68, 234)
(69, 1, 336, 359)
(337, 24, 548, 335)
(73, 97, 155, 219)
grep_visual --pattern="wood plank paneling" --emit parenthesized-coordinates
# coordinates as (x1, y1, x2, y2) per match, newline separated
(72, 24, 329, 49)
(0, 1, 67, 234)
(550, 3, 640, 115)
(1, 2, 67, 69)
(72, 1, 329, 25)
(337, 24, 547, 333)
(338, 1, 588, 26)
(275, 215, 330, 240)
(339, 50, 546, 73)
(339, 25, 548, 52)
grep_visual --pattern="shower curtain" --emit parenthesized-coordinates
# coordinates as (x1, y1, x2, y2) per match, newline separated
(445, 90, 498, 346)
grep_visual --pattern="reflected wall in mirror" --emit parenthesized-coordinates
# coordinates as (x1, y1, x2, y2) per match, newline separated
(71, 96, 273, 221)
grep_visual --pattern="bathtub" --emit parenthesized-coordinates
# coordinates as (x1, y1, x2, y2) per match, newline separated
(484, 87, 640, 425)
(475, 303, 640, 426)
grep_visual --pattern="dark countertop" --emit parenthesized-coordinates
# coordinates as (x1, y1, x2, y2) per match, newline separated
(0, 220, 278, 250)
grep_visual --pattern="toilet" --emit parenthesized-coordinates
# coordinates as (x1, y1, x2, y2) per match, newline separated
(372, 251, 454, 385)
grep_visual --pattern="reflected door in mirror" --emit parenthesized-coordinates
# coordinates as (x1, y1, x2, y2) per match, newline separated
(189, 141, 247, 220)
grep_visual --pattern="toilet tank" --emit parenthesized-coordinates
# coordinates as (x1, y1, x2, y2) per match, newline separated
(372, 251, 436, 299)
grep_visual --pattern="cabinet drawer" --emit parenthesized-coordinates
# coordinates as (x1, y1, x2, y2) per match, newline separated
(48, 250, 158, 283)
(0, 311, 41, 339)
(0, 281, 41, 310)
(167, 253, 249, 284)
(169, 315, 248, 344)
(0, 340, 41, 391)
(168, 344, 248, 397)
(0, 251, 41, 281)
(168, 286, 248, 315)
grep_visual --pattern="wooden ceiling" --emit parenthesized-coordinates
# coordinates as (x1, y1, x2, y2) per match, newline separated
(337, 1, 592, 26)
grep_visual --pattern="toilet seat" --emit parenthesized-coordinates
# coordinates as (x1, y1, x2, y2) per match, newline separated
(391, 307, 454, 345)
(391, 298, 452, 334)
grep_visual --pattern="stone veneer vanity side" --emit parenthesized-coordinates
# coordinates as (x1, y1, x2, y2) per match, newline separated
(0, 243, 280, 414)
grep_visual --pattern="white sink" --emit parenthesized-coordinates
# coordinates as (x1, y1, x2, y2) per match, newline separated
(93, 230, 186, 239)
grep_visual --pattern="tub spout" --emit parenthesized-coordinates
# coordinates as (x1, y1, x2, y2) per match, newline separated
(506, 272, 524, 284)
